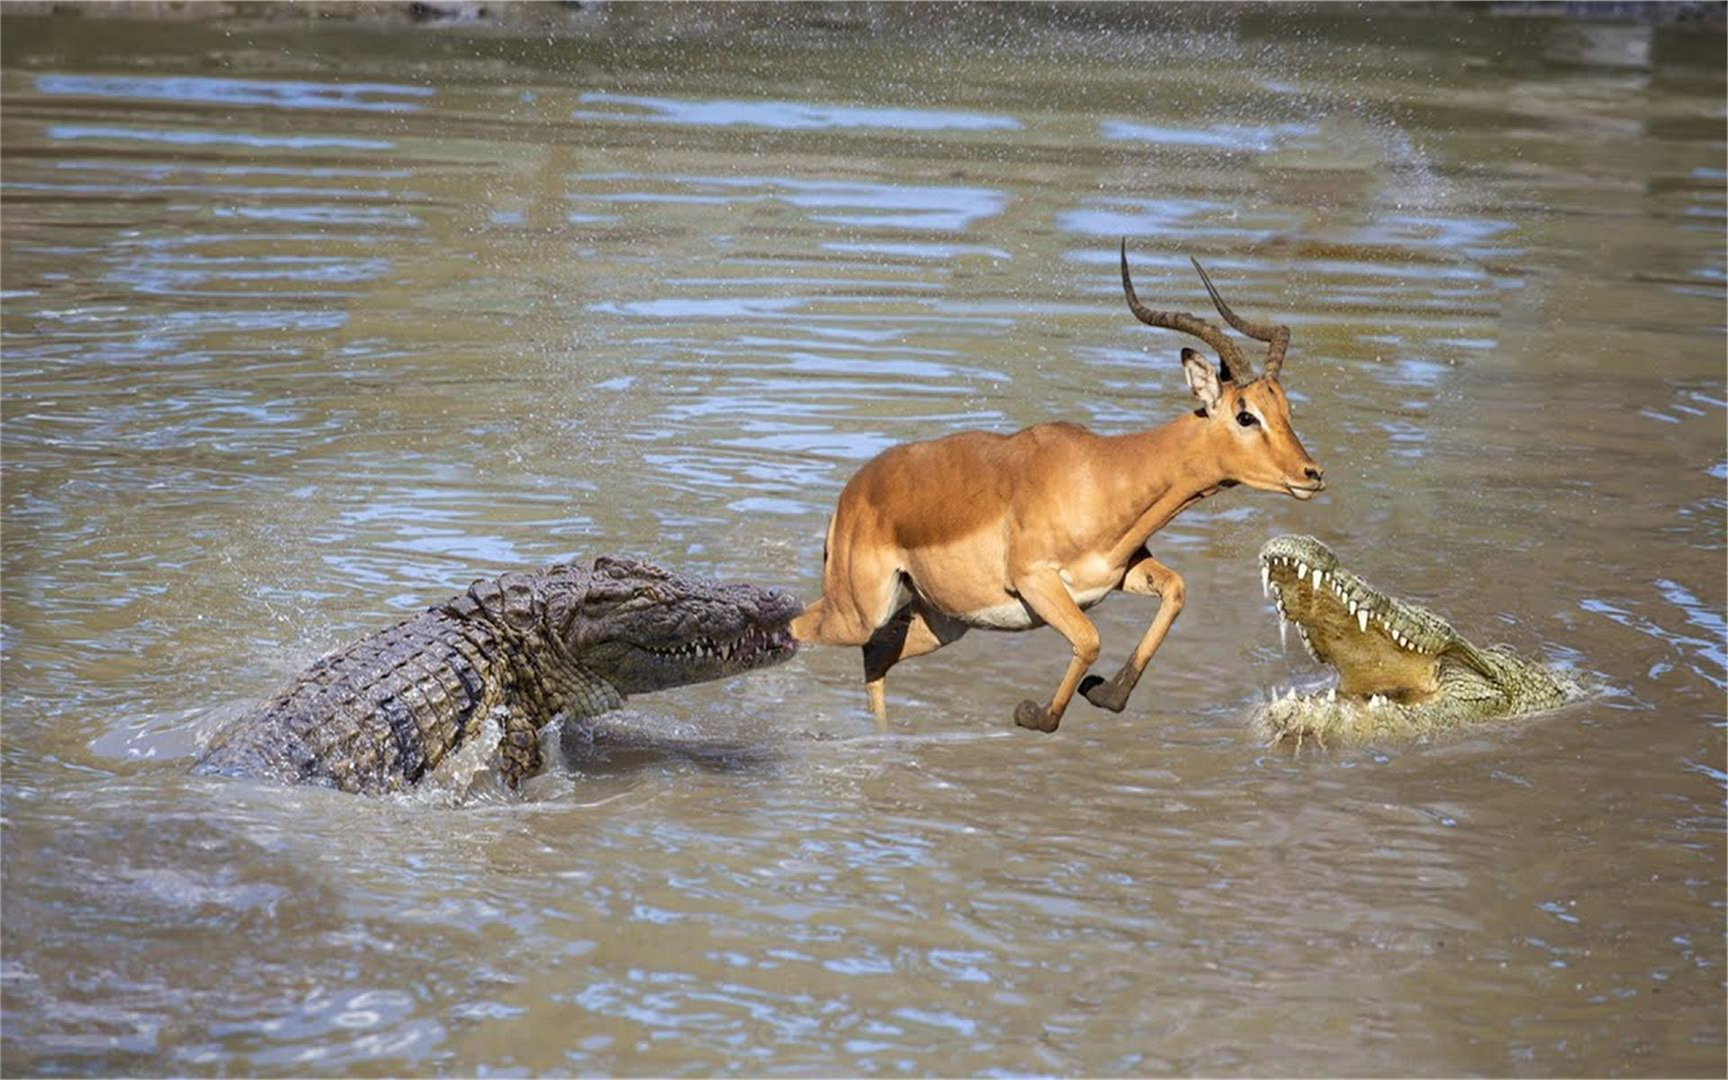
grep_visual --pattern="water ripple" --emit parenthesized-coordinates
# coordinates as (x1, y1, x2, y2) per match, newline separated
(574, 90, 1021, 132)
(36, 74, 434, 113)
(45, 123, 394, 151)
(2, 10, 1724, 1078)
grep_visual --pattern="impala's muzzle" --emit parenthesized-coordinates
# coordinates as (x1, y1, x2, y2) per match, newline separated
(1286, 463, 1325, 500)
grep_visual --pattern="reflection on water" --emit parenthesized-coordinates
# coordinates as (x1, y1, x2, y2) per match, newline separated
(36, 73, 436, 112)
(43, 123, 399, 151)
(2, 5, 1724, 1076)
(570, 172, 1010, 231)
(573, 91, 1023, 133)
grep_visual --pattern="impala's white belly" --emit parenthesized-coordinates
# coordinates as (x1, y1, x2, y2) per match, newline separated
(963, 600, 1038, 630)
(958, 577, 1116, 630)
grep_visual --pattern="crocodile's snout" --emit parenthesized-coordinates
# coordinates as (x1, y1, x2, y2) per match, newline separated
(760, 586, 803, 627)
(588, 569, 805, 696)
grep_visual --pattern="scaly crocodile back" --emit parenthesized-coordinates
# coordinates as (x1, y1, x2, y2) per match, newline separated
(194, 607, 522, 795)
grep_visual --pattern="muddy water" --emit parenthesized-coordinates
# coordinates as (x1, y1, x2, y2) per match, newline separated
(2, 6, 1723, 1076)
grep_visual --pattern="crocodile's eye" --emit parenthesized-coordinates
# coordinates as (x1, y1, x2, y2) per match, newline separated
(584, 581, 633, 609)
(1236, 410, 1259, 428)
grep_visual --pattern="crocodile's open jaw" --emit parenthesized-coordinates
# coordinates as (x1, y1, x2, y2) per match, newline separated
(1254, 535, 1572, 748)
(1260, 534, 1458, 705)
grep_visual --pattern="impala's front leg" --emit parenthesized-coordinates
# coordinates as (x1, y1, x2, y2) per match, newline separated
(1009, 569, 1101, 733)
(1080, 549, 1185, 713)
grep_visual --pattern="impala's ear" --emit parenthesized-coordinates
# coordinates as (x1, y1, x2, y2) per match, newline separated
(1181, 347, 1224, 413)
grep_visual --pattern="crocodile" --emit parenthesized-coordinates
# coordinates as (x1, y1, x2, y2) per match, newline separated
(1252, 534, 1573, 748)
(194, 556, 800, 794)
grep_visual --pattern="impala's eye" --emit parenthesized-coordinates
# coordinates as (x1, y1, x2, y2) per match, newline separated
(1237, 411, 1259, 428)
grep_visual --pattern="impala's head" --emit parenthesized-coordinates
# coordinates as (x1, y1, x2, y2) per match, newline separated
(1120, 241, 1325, 500)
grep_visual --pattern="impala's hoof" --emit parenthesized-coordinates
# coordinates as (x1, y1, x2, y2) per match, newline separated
(1014, 699, 1059, 732)
(1080, 675, 1129, 713)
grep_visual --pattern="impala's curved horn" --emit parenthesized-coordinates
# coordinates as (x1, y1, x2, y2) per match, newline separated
(1190, 256, 1291, 379)
(1120, 240, 1253, 383)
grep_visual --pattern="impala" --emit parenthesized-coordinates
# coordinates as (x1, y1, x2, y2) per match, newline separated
(791, 241, 1325, 731)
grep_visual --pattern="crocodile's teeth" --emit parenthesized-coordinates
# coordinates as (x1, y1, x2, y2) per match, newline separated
(1261, 564, 1271, 598)
(1312, 568, 1324, 589)
(1357, 608, 1369, 634)
(1296, 560, 1309, 581)
(1347, 598, 1358, 615)
(1327, 687, 1336, 702)
(1279, 614, 1288, 649)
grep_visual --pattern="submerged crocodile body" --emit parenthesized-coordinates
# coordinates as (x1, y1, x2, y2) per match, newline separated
(1253, 535, 1572, 747)
(195, 557, 799, 794)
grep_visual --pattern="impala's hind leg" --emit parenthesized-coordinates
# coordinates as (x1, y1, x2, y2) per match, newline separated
(789, 596, 879, 646)
(790, 542, 902, 647)
(1080, 549, 1185, 713)
(790, 597, 840, 644)
(862, 602, 968, 729)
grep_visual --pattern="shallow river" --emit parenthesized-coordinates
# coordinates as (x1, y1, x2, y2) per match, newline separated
(2, 6, 1723, 1076)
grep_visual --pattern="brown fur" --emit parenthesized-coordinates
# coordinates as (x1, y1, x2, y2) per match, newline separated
(793, 349, 1324, 732)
